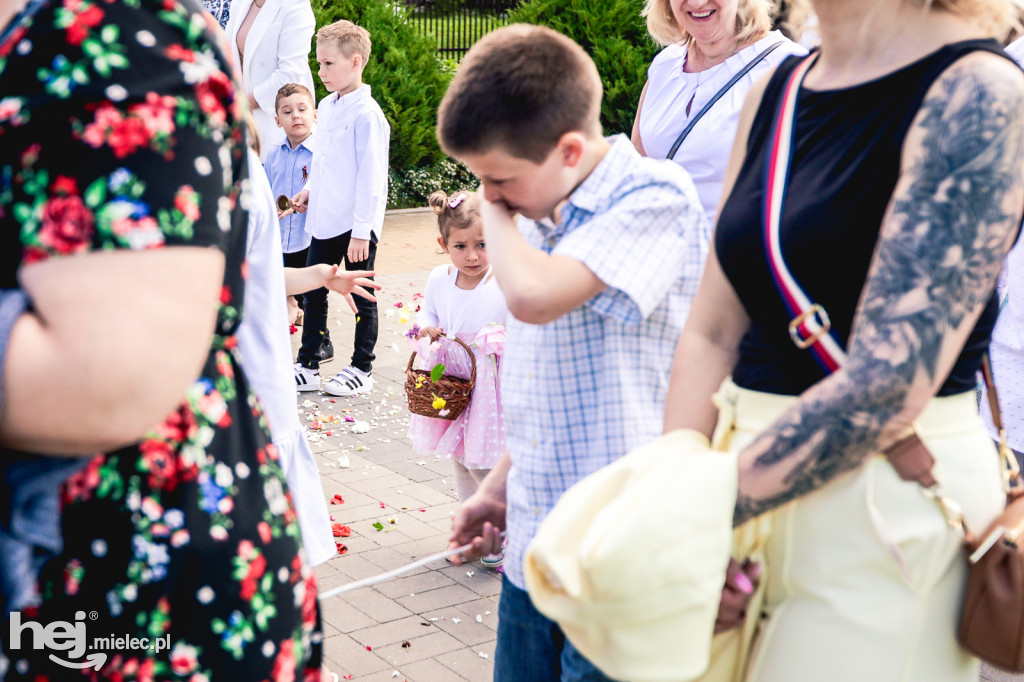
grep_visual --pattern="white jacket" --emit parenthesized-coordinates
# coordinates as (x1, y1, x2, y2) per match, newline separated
(225, 0, 315, 160)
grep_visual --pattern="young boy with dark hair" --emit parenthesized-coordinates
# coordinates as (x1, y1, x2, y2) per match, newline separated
(291, 20, 389, 395)
(442, 24, 711, 681)
(265, 83, 317, 330)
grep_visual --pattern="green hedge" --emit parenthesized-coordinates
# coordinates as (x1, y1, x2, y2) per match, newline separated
(509, 0, 657, 137)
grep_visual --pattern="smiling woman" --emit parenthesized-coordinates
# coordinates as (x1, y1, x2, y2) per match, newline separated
(632, 0, 805, 227)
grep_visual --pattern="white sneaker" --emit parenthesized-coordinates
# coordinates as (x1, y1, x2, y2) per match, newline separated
(323, 366, 373, 397)
(294, 364, 320, 392)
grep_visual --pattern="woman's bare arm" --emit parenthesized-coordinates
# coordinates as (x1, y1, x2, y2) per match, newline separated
(1, 247, 224, 455)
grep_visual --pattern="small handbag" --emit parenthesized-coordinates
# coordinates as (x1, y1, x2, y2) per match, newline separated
(404, 336, 476, 421)
(767, 54, 1024, 672)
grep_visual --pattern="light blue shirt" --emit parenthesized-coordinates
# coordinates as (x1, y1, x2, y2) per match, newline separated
(263, 132, 314, 254)
(500, 135, 710, 589)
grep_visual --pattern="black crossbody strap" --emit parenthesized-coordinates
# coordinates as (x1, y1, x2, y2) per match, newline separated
(667, 41, 784, 160)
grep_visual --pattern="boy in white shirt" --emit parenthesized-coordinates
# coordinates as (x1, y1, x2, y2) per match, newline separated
(291, 20, 390, 395)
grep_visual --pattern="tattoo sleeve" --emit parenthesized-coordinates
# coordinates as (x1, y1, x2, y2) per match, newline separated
(733, 58, 1024, 526)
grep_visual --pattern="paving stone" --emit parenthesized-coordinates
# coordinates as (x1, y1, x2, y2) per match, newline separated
(373, 570, 458, 600)
(320, 593, 377, 635)
(395, 584, 481, 614)
(341, 585, 418, 623)
(436, 645, 495, 681)
(386, 460, 442, 483)
(349, 615, 447, 649)
(438, 565, 503, 599)
(372, 630, 465, 666)
(322, 633, 390, 678)
(419, 604, 497, 648)
(399, 657, 473, 682)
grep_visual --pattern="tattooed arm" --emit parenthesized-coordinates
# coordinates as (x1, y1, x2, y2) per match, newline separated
(733, 53, 1024, 525)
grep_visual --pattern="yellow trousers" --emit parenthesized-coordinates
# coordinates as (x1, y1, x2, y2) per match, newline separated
(700, 381, 1005, 682)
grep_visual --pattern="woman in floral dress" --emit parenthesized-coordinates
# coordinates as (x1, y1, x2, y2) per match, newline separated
(0, 0, 321, 678)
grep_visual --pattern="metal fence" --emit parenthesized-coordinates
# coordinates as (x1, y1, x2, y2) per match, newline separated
(405, 0, 518, 59)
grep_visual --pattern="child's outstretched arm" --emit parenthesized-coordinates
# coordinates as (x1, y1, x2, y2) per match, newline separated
(284, 264, 380, 312)
(479, 189, 606, 325)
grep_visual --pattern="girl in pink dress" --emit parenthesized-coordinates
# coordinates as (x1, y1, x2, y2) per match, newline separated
(408, 190, 508, 564)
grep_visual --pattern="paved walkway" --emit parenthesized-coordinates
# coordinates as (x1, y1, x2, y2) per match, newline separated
(295, 208, 500, 682)
(299, 208, 1019, 682)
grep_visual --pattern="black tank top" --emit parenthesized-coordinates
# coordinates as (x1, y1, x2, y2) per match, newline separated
(716, 40, 1014, 396)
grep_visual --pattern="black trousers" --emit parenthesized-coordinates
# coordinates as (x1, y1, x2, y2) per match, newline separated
(297, 233, 377, 372)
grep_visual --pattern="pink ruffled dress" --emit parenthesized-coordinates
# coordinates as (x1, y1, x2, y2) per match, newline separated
(408, 265, 508, 469)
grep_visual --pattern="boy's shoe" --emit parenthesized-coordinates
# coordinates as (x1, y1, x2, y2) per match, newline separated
(294, 364, 320, 392)
(323, 367, 373, 397)
(480, 553, 504, 569)
(315, 335, 334, 364)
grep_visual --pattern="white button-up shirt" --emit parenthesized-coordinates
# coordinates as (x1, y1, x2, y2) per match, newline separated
(304, 85, 390, 241)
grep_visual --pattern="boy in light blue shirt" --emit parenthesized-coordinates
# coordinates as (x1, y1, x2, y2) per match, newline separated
(264, 83, 317, 334)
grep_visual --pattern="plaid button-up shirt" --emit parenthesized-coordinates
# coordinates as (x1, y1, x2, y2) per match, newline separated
(501, 135, 711, 588)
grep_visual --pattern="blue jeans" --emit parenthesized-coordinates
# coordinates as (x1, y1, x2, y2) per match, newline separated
(494, 576, 618, 682)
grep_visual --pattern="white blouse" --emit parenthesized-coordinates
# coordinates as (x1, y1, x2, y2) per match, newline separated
(417, 264, 508, 335)
(637, 31, 805, 226)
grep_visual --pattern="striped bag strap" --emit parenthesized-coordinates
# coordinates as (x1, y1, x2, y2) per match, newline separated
(762, 54, 847, 373)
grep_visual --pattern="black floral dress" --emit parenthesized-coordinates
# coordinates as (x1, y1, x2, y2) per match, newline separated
(0, 0, 321, 678)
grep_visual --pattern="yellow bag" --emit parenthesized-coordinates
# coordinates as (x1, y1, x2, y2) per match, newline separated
(524, 429, 738, 682)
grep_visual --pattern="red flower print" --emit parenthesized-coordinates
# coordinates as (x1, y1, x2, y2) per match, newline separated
(170, 643, 199, 675)
(271, 638, 297, 682)
(174, 185, 200, 222)
(64, 558, 83, 596)
(129, 92, 177, 136)
(301, 572, 317, 627)
(258, 521, 272, 544)
(63, 0, 104, 46)
(219, 285, 232, 304)
(81, 104, 150, 158)
(51, 175, 78, 195)
(165, 44, 195, 63)
(154, 404, 199, 443)
(20, 142, 40, 166)
(63, 455, 103, 503)
(215, 351, 234, 380)
(194, 70, 232, 127)
(139, 657, 156, 682)
(106, 115, 150, 159)
(240, 552, 267, 600)
(140, 439, 178, 489)
(38, 190, 94, 256)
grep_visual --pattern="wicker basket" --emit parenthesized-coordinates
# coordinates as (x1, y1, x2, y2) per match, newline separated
(404, 336, 476, 421)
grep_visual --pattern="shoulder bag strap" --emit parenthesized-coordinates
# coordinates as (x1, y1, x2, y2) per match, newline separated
(667, 41, 785, 160)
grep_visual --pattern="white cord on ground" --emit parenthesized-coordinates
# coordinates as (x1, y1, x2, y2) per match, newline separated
(319, 541, 475, 599)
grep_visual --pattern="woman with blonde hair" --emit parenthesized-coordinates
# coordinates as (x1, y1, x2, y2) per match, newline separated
(632, 0, 805, 227)
(664, 0, 1024, 680)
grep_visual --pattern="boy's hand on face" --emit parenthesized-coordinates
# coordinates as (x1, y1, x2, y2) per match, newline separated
(347, 237, 370, 264)
(291, 190, 309, 213)
(477, 186, 517, 232)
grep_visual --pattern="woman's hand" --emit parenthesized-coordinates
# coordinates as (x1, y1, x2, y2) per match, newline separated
(714, 558, 762, 633)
